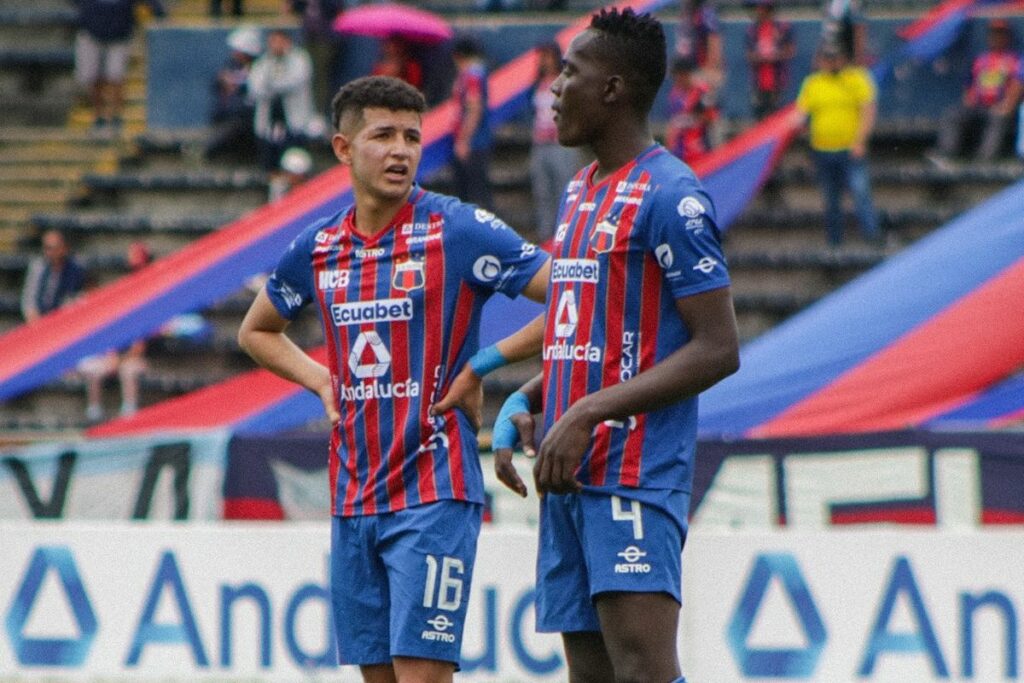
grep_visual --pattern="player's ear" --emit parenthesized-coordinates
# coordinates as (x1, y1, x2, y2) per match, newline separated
(603, 74, 625, 105)
(332, 132, 353, 166)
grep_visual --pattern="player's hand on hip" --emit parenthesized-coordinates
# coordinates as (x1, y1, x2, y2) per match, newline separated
(315, 379, 340, 425)
(430, 363, 483, 431)
(534, 407, 591, 495)
(492, 392, 536, 497)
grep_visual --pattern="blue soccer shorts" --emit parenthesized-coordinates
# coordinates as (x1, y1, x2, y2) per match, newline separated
(535, 488, 690, 633)
(330, 500, 483, 666)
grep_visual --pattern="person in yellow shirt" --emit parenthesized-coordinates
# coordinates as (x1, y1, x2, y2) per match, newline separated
(795, 40, 880, 248)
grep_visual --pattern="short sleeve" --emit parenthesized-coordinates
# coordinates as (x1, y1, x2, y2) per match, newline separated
(643, 180, 730, 300)
(265, 230, 316, 320)
(451, 203, 548, 298)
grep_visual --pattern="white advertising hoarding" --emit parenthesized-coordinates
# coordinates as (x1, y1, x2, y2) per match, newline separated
(2, 524, 1022, 681)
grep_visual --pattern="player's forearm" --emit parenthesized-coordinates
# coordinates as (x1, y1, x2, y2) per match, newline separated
(240, 329, 330, 395)
(569, 338, 738, 429)
(495, 313, 545, 364)
(516, 373, 544, 413)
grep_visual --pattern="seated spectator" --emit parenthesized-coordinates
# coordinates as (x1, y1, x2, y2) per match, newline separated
(745, 0, 795, 120)
(204, 26, 261, 162)
(371, 36, 424, 91)
(21, 230, 86, 322)
(74, 0, 166, 134)
(248, 30, 322, 192)
(269, 146, 314, 201)
(929, 19, 1023, 165)
(79, 242, 153, 423)
(665, 57, 717, 164)
(529, 42, 581, 240)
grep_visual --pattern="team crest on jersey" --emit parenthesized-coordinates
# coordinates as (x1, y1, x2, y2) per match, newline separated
(392, 259, 425, 292)
(591, 218, 618, 254)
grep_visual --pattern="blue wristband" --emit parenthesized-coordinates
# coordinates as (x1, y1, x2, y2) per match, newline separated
(492, 391, 531, 450)
(469, 344, 508, 377)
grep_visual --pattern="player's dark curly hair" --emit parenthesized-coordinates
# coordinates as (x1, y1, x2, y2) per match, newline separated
(331, 75, 427, 132)
(589, 8, 667, 113)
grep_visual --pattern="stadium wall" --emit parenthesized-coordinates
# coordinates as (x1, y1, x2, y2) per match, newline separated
(2, 523, 1022, 681)
(146, 16, 1016, 129)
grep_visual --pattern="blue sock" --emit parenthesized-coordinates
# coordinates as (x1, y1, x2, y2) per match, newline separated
(670, 678, 687, 683)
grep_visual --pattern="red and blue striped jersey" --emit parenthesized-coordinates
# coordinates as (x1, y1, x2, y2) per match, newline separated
(542, 145, 730, 494)
(267, 187, 546, 517)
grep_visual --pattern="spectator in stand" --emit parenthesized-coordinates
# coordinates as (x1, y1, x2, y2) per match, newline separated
(929, 19, 1024, 166)
(248, 30, 319, 194)
(795, 40, 881, 248)
(286, 0, 345, 114)
(21, 230, 86, 323)
(822, 0, 868, 65)
(371, 36, 424, 91)
(675, 0, 723, 88)
(74, 0, 166, 134)
(745, 0, 795, 120)
(268, 146, 314, 201)
(79, 242, 153, 423)
(210, 0, 243, 18)
(529, 42, 581, 241)
(451, 36, 494, 210)
(665, 57, 717, 164)
(203, 26, 261, 162)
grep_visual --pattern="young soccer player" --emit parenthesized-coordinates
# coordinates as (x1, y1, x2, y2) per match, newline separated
(487, 9, 740, 682)
(237, 75, 549, 683)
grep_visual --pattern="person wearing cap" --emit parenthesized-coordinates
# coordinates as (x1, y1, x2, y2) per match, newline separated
(795, 40, 881, 248)
(269, 146, 313, 201)
(204, 26, 261, 162)
(744, 0, 795, 120)
(929, 19, 1023, 165)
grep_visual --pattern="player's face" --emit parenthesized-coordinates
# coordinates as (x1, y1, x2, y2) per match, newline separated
(335, 106, 422, 204)
(550, 30, 612, 147)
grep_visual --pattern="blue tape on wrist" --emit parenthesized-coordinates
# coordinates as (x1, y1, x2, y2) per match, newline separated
(469, 344, 508, 377)
(492, 391, 531, 450)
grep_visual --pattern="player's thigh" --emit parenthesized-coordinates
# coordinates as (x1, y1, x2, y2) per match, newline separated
(535, 493, 601, 633)
(594, 590, 680, 661)
(331, 515, 392, 666)
(561, 631, 615, 683)
(392, 655, 455, 683)
(380, 501, 483, 665)
(74, 32, 101, 88)
(101, 41, 131, 83)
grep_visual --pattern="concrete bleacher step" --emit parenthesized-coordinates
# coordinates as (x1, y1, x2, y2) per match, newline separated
(170, 0, 289, 20)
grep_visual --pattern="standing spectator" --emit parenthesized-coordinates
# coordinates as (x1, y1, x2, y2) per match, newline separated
(210, 0, 243, 18)
(74, 0, 166, 133)
(930, 19, 1023, 165)
(745, 0, 795, 120)
(529, 42, 581, 240)
(675, 0, 723, 88)
(665, 57, 717, 164)
(79, 242, 153, 422)
(286, 0, 345, 114)
(795, 41, 881, 248)
(248, 30, 318, 190)
(822, 0, 868, 65)
(451, 36, 493, 210)
(20, 230, 86, 323)
(371, 36, 424, 90)
(203, 26, 261, 162)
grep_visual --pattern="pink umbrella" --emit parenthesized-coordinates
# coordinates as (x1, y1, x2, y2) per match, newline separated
(332, 3, 454, 44)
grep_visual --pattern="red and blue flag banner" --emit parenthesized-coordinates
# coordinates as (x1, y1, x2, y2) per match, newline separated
(699, 177, 1024, 436)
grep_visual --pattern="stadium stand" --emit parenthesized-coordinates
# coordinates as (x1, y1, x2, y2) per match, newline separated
(0, 4, 1022, 433)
